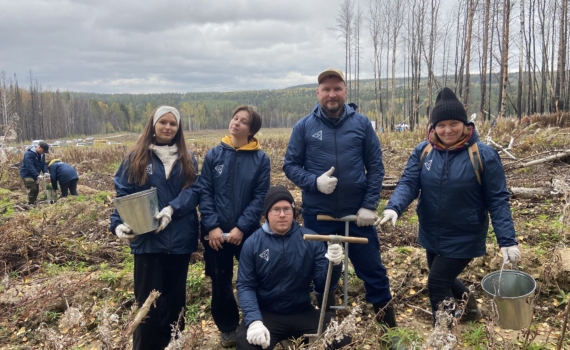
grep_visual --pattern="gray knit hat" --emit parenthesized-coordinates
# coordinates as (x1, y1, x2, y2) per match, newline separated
(430, 87, 468, 126)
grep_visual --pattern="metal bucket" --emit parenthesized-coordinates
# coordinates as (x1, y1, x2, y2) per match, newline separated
(113, 188, 159, 234)
(481, 270, 536, 330)
(43, 179, 57, 203)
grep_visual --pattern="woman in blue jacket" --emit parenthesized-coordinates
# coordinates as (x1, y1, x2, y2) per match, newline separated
(47, 159, 79, 197)
(199, 105, 270, 347)
(109, 106, 200, 350)
(379, 88, 521, 326)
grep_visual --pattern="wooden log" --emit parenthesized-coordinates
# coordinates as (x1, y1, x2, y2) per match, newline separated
(509, 187, 554, 199)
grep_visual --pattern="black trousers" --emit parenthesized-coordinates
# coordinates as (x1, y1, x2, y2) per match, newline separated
(426, 251, 472, 319)
(203, 240, 242, 333)
(132, 253, 191, 350)
(236, 306, 351, 350)
(60, 179, 78, 197)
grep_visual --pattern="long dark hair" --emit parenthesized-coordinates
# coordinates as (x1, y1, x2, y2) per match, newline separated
(125, 107, 196, 188)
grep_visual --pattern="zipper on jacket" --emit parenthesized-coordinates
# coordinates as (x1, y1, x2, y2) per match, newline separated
(436, 151, 447, 254)
(279, 237, 285, 310)
(333, 128, 339, 215)
(230, 150, 237, 227)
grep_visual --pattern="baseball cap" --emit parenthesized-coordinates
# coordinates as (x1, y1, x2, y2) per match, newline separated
(38, 141, 50, 153)
(317, 67, 346, 84)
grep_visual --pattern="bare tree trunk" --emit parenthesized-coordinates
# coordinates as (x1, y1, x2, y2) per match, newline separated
(336, 0, 354, 100)
(517, 0, 525, 119)
(498, 0, 511, 118)
(480, 0, 491, 119)
(554, 0, 568, 113)
(463, 0, 478, 112)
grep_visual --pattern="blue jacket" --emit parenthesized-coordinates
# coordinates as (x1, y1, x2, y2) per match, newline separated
(283, 103, 384, 217)
(109, 151, 200, 254)
(20, 148, 47, 180)
(199, 137, 270, 236)
(237, 221, 342, 327)
(386, 128, 517, 258)
(48, 162, 79, 190)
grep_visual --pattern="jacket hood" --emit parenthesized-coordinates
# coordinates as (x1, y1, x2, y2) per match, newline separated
(221, 135, 261, 151)
(262, 220, 297, 237)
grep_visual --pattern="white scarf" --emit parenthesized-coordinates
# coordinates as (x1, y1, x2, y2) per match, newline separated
(150, 144, 178, 179)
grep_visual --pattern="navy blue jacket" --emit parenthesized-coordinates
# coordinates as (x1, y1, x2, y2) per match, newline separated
(20, 148, 47, 180)
(386, 128, 517, 258)
(199, 137, 270, 236)
(109, 151, 200, 254)
(48, 162, 79, 190)
(283, 103, 384, 217)
(237, 221, 342, 327)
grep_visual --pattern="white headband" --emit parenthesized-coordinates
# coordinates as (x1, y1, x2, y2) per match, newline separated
(153, 106, 181, 126)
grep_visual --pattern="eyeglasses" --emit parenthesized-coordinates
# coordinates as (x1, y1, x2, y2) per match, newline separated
(269, 207, 293, 215)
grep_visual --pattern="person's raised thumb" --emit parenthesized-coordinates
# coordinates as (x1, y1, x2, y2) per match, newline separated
(324, 166, 335, 177)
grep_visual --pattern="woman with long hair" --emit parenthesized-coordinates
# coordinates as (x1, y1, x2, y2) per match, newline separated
(109, 106, 200, 350)
(199, 105, 270, 347)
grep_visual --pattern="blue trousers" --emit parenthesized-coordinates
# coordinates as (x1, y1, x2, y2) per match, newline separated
(303, 214, 392, 304)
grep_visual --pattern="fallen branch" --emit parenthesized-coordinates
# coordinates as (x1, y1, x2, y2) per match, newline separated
(505, 149, 570, 170)
(486, 137, 518, 160)
(405, 302, 432, 316)
(557, 295, 570, 350)
(509, 187, 559, 199)
(125, 290, 161, 337)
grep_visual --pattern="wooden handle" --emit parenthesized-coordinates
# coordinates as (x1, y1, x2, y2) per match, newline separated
(303, 234, 368, 244)
(317, 214, 357, 222)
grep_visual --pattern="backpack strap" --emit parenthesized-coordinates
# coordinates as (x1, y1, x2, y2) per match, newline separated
(418, 144, 433, 170)
(468, 142, 484, 185)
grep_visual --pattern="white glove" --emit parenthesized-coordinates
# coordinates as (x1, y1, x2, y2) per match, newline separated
(325, 243, 343, 265)
(501, 246, 521, 265)
(45, 172, 50, 177)
(246, 320, 270, 349)
(154, 205, 174, 233)
(356, 207, 376, 227)
(378, 209, 398, 227)
(316, 167, 338, 194)
(116, 224, 137, 242)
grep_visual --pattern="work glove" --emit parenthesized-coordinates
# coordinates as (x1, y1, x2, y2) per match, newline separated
(377, 209, 398, 227)
(501, 246, 521, 265)
(356, 207, 376, 227)
(325, 243, 343, 265)
(316, 167, 338, 194)
(154, 205, 173, 233)
(115, 224, 137, 242)
(246, 320, 270, 349)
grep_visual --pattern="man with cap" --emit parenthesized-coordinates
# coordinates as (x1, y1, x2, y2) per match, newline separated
(235, 185, 351, 350)
(47, 159, 79, 197)
(283, 68, 397, 330)
(20, 141, 49, 204)
(379, 87, 521, 326)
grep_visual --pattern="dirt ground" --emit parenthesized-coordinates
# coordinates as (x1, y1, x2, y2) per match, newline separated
(1, 121, 570, 349)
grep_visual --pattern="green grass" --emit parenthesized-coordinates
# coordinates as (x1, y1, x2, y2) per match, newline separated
(0, 188, 15, 218)
(461, 323, 488, 349)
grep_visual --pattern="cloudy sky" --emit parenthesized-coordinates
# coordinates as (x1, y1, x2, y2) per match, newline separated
(1, 0, 460, 94)
(1, 0, 381, 93)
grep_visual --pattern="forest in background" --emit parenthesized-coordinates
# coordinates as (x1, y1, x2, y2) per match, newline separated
(1, 0, 569, 141)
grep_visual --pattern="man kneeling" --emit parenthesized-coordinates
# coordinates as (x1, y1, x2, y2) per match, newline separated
(236, 186, 351, 349)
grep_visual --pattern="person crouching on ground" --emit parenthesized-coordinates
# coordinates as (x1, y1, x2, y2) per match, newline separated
(379, 87, 521, 326)
(109, 106, 200, 350)
(47, 159, 79, 197)
(199, 105, 270, 347)
(20, 141, 49, 204)
(235, 185, 351, 350)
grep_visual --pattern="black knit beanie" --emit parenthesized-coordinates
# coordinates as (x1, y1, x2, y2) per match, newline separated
(263, 185, 295, 218)
(430, 87, 468, 126)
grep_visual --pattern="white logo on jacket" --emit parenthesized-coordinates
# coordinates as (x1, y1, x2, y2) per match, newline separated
(146, 164, 153, 175)
(312, 130, 322, 141)
(424, 159, 432, 171)
(215, 165, 223, 175)
(259, 249, 269, 261)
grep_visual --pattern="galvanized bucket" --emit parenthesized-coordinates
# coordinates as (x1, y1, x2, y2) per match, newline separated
(481, 270, 536, 330)
(43, 178, 57, 203)
(113, 188, 159, 234)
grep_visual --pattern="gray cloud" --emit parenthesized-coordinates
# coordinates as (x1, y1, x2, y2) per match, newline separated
(0, 0, 367, 93)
